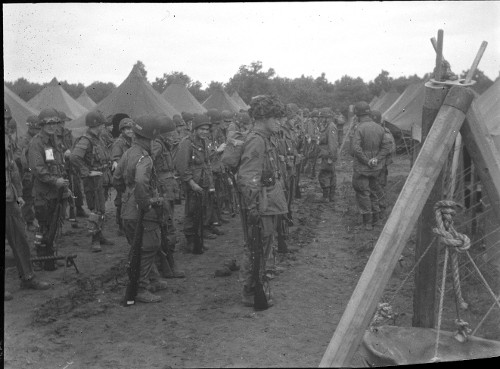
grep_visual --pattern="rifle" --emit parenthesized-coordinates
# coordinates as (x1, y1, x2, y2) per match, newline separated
(249, 218, 269, 310)
(31, 254, 79, 274)
(42, 187, 65, 271)
(154, 204, 174, 277)
(287, 157, 296, 225)
(123, 208, 145, 307)
(227, 171, 239, 218)
(66, 161, 78, 228)
(193, 191, 205, 254)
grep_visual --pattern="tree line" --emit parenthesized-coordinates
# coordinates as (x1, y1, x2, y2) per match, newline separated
(6, 60, 495, 116)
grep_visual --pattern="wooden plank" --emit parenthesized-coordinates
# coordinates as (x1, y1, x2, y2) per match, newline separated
(319, 86, 474, 368)
(461, 103, 500, 223)
(412, 83, 448, 329)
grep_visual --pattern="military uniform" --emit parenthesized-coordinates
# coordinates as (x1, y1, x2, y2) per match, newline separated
(175, 122, 215, 253)
(111, 131, 133, 231)
(318, 118, 338, 202)
(333, 111, 346, 147)
(70, 112, 113, 251)
(18, 126, 39, 228)
(113, 119, 165, 302)
(208, 121, 228, 227)
(351, 110, 392, 228)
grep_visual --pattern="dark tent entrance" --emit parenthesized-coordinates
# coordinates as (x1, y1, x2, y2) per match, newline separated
(111, 113, 130, 138)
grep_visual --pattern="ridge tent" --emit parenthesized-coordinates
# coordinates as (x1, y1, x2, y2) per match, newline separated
(67, 65, 180, 137)
(371, 89, 400, 116)
(202, 87, 241, 114)
(230, 91, 249, 111)
(76, 89, 97, 110)
(4, 84, 40, 137)
(477, 78, 500, 152)
(28, 77, 88, 120)
(369, 95, 379, 109)
(162, 82, 207, 115)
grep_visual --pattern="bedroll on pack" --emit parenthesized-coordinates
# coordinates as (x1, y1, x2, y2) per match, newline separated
(221, 141, 244, 169)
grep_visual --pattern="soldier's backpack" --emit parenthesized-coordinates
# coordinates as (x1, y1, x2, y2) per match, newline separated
(221, 139, 245, 169)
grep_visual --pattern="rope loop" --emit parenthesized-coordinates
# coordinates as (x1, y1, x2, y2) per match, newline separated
(432, 200, 471, 252)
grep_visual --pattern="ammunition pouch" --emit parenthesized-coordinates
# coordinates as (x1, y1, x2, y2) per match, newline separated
(261, 169, 276, 187)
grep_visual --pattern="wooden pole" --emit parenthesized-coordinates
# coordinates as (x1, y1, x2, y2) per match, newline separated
(448, 133, 462, 199)
(319, 86, 474, 368)
(465, 41, 488, 83)
(434, 30, 444, 81)
(411, 82, 448, 329)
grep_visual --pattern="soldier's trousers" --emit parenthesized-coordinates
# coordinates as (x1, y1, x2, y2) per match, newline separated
(21, 174, 35, 224)
(6, 201, 35, 280)
(162, 199, 177, 252)
(123, 219, 161, 289)
(34, 197, 59, 260)
(377, 165, 389, 212)
(183, 188, 210, 238)
(240, 215, 277, 296)
(82, 176, 106, 240)
(72, 174, 84, 208)
(318, 161, 337, 194)
(114, 189, 124, 227)
(352, 170, 383, 214)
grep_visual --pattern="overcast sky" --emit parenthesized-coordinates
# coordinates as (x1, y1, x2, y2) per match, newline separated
(3, 2, 500, 88)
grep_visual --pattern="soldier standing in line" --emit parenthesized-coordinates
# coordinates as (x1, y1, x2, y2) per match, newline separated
(227, 111, 252, 144)
(317, 108, 339, 204)
(113, 115, 168, 303)
(28, 108, 70, 271)
(351, 102, 393, 230)
(70, 111, 114, 252)
(333, 108, 346, 147)
(18, 115, 41, 231)
(237, 95, 288, 309)
(304, 109, 321, 178)
(151, 115, 185, 278)
(176, 113, 190, 139)
(111, 118, 135, 236)
(5, 105, 50, 301)
(175, 113, 216, 253)
(370, 110, 396, 219)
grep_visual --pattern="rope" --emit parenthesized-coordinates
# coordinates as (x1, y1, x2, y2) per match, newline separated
(431, 246, 449, 363)
(432, 200, 470, 312)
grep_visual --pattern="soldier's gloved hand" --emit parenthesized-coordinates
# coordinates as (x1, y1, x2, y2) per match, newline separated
(17, 197, 25, 208)
(89, 170, 103, 177)
(248, 208, 261, 225)
(112, 161, 118, 172)
(190, 181, 203, 194)
(55, 177, 69, 188)
(368, 158, 378, 168)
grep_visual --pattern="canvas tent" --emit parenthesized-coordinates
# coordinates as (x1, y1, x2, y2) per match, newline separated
(4, 85, 40, 137)
(202, 87, 241, 113)
(231, 91, 249, 111)
(161, 82, 207, 115)
(371, 89, 400, 116)
(368, 95, 379, 109)
(67, 65, 180, 137)
(76, 89, 97, 110)
(477, 78, 500, 152)
(28, 77, 88, 120)
(383, 82, 426, 142)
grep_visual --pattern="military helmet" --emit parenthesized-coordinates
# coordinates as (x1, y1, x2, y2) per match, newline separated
(236, 112, 251, 125)
(157, 115, 176, 134)
(85, 111, 106, 127)
(26, 115, 40, 128)
(248, 94, 285, 120)
(38, 108, 61, 125)
(370, 110, 382, 124)
(221, 110, 233, 121)
(181, 111, 194, 123)
(7, 118, 17, 130)
(207, 108, 222, 124)
(320, 107, 333, 118)
(310, 109, 320, 118)
(192, 113, 211, 130)
(173, 114, 185, 127)
(133, 115, 159, 140)
(354, 101, 370, 117)
(57, 110, 71, 122)
(119, 117, 135, 131)
(5, 104, 12, 120)
(286, 103, 299, 116)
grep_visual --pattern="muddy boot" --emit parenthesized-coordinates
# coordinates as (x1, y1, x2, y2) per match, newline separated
(372, 212, 380, 227)
(20, 276, 50, 290)
(184, 236, 194, 254)
(167, 253, 185, 278)
(136, 288, 162, 303)
(91, 234, 102, 253)
(363, 214, 373, 231)
(192, 236, 204, 255)
(321, 188, 330, 203)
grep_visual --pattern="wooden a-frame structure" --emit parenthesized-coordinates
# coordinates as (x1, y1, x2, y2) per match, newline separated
(319, 31, 499, 367)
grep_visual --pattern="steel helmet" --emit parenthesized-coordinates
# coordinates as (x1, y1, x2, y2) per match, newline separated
(157, 115, 176, 134)
(38, 108, 61, 125)
(354, 101, 370, 117)
(181, 111, 194, 123)
(248, 94, 286, 120)
(222, 110, 233, 121)
(370, 110, 382, 124)
(133, 115, 159, 140)
(119, 117, 135, 131)
(207, 108, 222, 124)
(192, 113, 211, 130)
(173, 114, 185, 127)
(85, 111, 106, 127)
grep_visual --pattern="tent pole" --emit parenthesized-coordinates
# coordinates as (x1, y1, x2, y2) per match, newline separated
(319, 86, 474, 367)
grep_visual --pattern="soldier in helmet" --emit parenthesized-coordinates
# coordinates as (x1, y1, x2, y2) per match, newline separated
(151, 115, 185, 278)
(70, 111, 114, 252)
(28, 108, 70, 270)
(181, 112, 193, 133)
(227, 111, 252, 144)
(317, 108, 338, 204)
(18, 115, 41, 231)
(5, 104, 50, 300)
(351, 102, 393, 230)
(303, 109, 320, 178)
(221, 110, 233, 135)
(175, 114, 189, 139)
(175, 113, 216, 254)
(237, 94, 288, 309)
(333, 108, 346, 147)
(111, 117, 135, 235)
(113, 115, 168, 303)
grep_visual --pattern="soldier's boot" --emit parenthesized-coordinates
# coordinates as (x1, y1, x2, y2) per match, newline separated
(363, 214, 373, 231)
(135, 288, 162, 303)
(184, 236, 194, 254)
(100, 234, 115, 246)
(192, 236, 204, 255)
(322, 188, 330, 203)
(91, 234, 102, 253)
(167, 253, 186, 278)
(372, 212, 380, 227)
(20, 276, 50, 290)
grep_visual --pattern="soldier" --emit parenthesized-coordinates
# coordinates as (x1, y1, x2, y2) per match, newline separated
(370, 110, 396, 219)
(227, 111, 252, 144)
(113, 115, 167, 303)
(333, 108, 346, 147)
(28, 108, 70, 271)
(317, 108, 339, 204)
(237, 94, 288, 309)
(5, 105, 50, 300)
(111, 117, 135, 236)
(176, 113, 190, 139)
(151, 115, 185, 278)
(18, 115, 41, 231)
(70, 111, 114, 252)
(304, 109, 321, 178)
(175, 113, 216, 254)
(351, 102, 393, 230)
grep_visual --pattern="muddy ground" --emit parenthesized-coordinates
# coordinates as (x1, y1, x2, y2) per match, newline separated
(4, 153, 500, 368)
